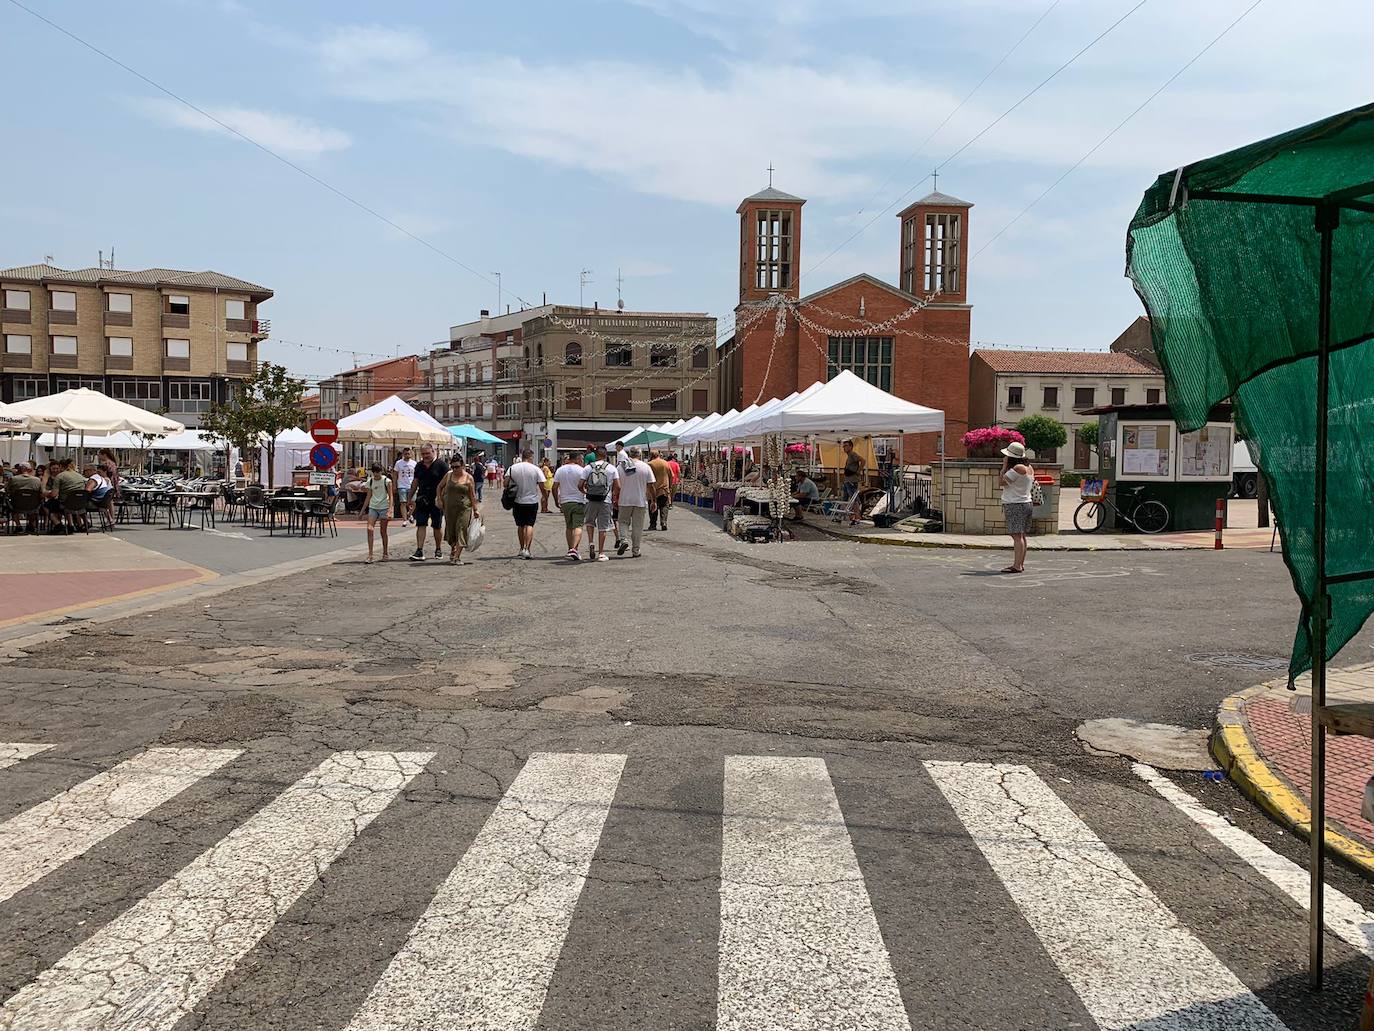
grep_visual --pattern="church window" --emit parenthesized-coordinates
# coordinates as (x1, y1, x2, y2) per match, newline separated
(755, 209, 792, 290)
(827, 336, 892, 392)
(924, 213, 961, 293)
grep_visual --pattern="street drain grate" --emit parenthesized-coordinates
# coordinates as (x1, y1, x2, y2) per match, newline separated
(1189, 653, 1288, 673)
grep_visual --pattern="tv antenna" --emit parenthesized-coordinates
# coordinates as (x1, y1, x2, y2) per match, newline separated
(616, 267, 625, 311)
(579, 268, 594, 309)
(491, 271, 502, 314)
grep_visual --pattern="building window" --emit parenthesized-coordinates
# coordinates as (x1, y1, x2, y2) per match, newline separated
(166, 294, 190, 316)
(564, 341, 583, 366)
(1007, 386, 1023, 409)
(650, 344, 677, 368)
(605, 344, 632, 367)
(50, 290, 76, 312)
(109, 378, 161, 410)
(650, 390, 675, 412)
(225, 299, 246, 320)
(1111, 387, 1127, 406)
(54, 377, 103, 392)
(1039, 447, 1058, 464)
(106, 292, 132, 313)
(4, 289, 30, 310)
(924, 213, 961, 293)
(165, 338, 190, 359)
(755, 209, 793, 290)
(692, 344, 709, 369)
(826, 336, 892, 391)
(108, 337, 133, 357)
(605, 388, 632, 410)
(51, 335, 77, 355)
(1042, 386, 1058, 408)
(168, 380, 211, 413)
(11, 377, 43, 400)
(1146, 387, 1161, 404)
(1073, 387, 1095, 410)
(4, 334, 31, 354)
(901, 216, 919, 293)
(692, 388, 709, 413)
(227, 342, 249, 362)
(566, 386, 582, 411)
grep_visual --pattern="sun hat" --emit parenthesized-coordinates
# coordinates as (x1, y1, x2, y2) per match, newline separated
(1000, 441, 1028, 459)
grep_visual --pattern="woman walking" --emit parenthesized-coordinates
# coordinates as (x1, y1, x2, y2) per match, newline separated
(539, 456, 555, 513)
(999, 441, 1035, 574)
(437, 455, 479, 565)
(363, 462, 394, 564)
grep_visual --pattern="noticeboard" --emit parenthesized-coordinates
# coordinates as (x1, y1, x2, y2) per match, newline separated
(1177, 424, 1233, 481)
(1117, 422, 1174, 480)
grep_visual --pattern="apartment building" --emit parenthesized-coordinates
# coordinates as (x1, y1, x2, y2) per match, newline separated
(521, 306, 718, 454)
(968, 349, 1165, 470)
(317, 356, 423, 421)
(0, 263, 271, 424)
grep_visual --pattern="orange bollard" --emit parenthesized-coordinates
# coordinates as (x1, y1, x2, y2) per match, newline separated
(1214, 497, 1224, 550)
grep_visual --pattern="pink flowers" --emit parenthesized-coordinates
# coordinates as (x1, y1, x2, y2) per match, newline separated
(784, 443, 811, 455)
(962, 427, 1024, 451)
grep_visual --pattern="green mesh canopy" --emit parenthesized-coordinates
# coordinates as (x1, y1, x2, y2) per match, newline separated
(1125, 102, 1374, 681)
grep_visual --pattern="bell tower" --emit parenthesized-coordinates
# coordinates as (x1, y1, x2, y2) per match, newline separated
(896, 188, 972, 303)
(737, 182, 805, 304)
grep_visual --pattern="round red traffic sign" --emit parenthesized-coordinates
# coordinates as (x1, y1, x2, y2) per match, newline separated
(310, 419, 339, 444)
(310, 443, 338, 470)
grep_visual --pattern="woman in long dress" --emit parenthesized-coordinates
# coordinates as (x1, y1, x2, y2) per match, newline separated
(436, 455, 480, 565)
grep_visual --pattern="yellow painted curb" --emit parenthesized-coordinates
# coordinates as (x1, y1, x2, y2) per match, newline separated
(0, 565, 217, 630)
(1213, 689, 1374, 877)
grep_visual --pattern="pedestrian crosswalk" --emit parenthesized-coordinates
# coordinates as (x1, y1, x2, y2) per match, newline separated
(0, 742, 1367, 1030)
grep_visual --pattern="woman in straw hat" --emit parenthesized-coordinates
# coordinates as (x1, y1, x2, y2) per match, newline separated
(999, 441, 1035, 574)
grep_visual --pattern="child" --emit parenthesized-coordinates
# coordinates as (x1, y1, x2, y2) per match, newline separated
(363, 462, 394, 564)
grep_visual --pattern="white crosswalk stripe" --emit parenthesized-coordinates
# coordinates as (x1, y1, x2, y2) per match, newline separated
(0, 746, 240, 904)
(0, 750, 431, 1031)
(926, 760, 1291, 1031)
(0, 743, 50, 771)
(718, 756, 910, 1031)
(346, 751, 625, 1031)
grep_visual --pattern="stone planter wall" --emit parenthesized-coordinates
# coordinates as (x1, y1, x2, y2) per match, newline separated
(931, 460, 1062, 535)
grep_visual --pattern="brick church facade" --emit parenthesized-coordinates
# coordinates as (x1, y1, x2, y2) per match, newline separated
(721, 184, 972, 462)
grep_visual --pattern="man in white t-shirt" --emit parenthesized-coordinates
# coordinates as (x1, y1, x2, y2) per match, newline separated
(579, 445, 620, 561)
(505, 448, 546, 559)
(392, 448, 417, 523)
(613, 446, 657, 559)
(551, 452, 588, 561)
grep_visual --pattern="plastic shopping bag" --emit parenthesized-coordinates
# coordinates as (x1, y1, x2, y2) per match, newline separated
(466, 516, 486, 552)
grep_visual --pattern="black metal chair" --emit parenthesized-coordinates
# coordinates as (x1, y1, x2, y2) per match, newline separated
(243, 486, 268, 527)
(221, 484, 244, 522)
(59, 493, 92, 534)
(304, 495, 340, 538)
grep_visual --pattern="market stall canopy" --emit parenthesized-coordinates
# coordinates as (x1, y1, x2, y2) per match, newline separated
(9, 388, 183, 435)
(337, 410, 452, 445)
(447, 423, 503, 444)
(619, 427, 676, 448)
(676, 409, 738, 445)
(699, 404, 761, 443)
(338, 394, 448, 435)
(746, 371, 944, 438)
(1125, 100, 1374, 680)
(0, 400, 44, 432)
(37, 428, 223, 451)
(730, 383, 826, 441)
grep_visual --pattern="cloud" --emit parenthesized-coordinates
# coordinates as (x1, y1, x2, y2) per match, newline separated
(135, 97, 350, 158)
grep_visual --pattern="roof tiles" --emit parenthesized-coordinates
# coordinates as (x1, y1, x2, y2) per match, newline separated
(973, 349, 1161, 376)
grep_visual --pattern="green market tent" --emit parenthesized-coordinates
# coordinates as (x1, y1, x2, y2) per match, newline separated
(618, 427, 675, 447)
(1125, 100, 1374, 987)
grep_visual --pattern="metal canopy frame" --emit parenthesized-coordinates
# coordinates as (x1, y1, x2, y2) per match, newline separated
(1186, 176, 1374, 989)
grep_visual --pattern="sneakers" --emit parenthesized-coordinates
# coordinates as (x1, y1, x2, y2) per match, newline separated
(518, 548, 532, 560)
(434, 547, 443, 559)
(588, 546, 597, 561)
(566, 549, 580, 561)
(409, 549, 424, 561)
(616, 540, 629, 556)
(596, 553, 609, 562)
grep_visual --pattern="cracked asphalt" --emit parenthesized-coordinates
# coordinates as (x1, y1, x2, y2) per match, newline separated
(1, 506, 1372, 1029)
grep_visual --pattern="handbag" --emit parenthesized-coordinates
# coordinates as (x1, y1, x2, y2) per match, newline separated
(466, 515, 486, 552)
(1030, 481, 1045, 506)
(500, 477, 517, 510)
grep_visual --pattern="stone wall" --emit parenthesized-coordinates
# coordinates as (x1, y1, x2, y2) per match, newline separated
(931, 460, 1061, 535)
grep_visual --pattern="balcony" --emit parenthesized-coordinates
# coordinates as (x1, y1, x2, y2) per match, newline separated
(0, 351, 32, 369)
(104, 310, 133, 327)
(226, 359, 253, 376)
(105, 355, 134, 372)
(1, 308, 30, 325)
(50, 352, 78, 369)
(163, 355, 191, 372)
(251, 318, 271, 340)
(49, 309, 76, 326)
(225, 317, 252, 334)
(161, 312, 191, 330)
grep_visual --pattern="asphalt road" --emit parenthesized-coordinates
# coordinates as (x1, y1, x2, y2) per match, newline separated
(0, 506, 1370, 1030)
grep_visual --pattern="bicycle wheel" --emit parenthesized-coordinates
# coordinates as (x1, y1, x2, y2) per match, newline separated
(1073, 501, 1105, 533)
(1133, 499, 1169, 534)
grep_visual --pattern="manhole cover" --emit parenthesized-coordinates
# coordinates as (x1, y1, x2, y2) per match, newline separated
(1189, 653, 1288, 672)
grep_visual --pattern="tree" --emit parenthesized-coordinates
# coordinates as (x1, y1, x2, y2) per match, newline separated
(1015, 414, 1068, 459)
(1076, 423, 1099, 450)
(200, 362, 307, 488)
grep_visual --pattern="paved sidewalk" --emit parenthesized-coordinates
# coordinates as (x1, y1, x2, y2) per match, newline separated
(1214, 661, 1374, 875)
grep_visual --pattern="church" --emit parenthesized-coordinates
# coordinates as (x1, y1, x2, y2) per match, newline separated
(719, 182, 972, 462)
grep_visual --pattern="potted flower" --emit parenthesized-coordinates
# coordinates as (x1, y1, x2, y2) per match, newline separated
(961, 426, 1025, 459)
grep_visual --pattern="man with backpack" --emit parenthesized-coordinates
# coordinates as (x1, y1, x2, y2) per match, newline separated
(579, 445, 620, 562)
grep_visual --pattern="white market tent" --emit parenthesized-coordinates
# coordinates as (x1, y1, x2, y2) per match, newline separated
(612, 425, 648, 446)
(676, 409, 739, 445)
(731, 385, 823, 441)
(733, 371, 943, 439)
(9, 388, 183, 435)
(338, 394, 447, 435)
(37, 428, 223, 451)
(337, 409, 451, 446)
(699, 404, 761, 444)
(258, 427, 336, 488)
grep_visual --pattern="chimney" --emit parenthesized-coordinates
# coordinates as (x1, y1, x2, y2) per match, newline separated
(479, 309, 490, 317)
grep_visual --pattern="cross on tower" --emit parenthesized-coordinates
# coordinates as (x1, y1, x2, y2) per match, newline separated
(931, 168, 940, 192)
(767, 162, 775, 187)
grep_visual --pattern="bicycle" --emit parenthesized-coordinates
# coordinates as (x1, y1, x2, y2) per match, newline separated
(1073, 481, 1170, 534)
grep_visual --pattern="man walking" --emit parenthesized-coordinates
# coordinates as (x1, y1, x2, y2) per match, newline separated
(506, 448, 545, 559)
(470, 452, 485, 502)
(647, 449, 673, 531)
(552, 452, 587, 561)
(614, 446, 656, 558)
(409, 445, 448, 561)
(393, 447, 417, 523)
(579, 446, 619, 561)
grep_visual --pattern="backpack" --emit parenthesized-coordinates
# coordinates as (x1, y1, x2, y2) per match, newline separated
(585, 461, 611, 502)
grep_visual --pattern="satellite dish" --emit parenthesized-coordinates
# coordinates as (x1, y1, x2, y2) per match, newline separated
(617, 299, 625, 311)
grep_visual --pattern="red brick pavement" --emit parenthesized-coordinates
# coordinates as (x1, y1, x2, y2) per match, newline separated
(0, 568, 210, 627)
(1245, 695, 1374, 845)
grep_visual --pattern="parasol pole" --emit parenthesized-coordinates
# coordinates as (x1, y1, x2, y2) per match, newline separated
(1308, 202, 1338, 989)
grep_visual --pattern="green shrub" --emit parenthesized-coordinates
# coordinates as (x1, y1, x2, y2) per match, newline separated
(1015, 414, 1068, 458)
(1076, 423, 1099, 448)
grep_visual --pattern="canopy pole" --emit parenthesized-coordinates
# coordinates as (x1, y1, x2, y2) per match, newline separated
(1309, 202, 1339, 990)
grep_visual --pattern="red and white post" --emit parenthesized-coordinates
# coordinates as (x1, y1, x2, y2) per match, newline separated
(1214, 497, 1225, 550)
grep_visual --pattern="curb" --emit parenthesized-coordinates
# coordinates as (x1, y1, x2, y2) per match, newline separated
(1212, 684, 1374, 877)
(800, 519, 1198, 552)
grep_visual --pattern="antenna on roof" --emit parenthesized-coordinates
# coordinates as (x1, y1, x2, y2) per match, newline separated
(43, 254, 54, 265)
(616, 267, 624, 311)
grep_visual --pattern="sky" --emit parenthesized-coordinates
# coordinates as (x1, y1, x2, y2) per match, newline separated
(2, 0, 1370, 389)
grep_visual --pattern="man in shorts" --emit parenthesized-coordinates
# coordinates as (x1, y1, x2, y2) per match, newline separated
(506, 448, 546, 559)
(647, 448, 673, 531)
(579, 446, 619, 561)
(551, 451, 587, 560)
(393, 447, 417, 523)
(409, 445, 448, 561)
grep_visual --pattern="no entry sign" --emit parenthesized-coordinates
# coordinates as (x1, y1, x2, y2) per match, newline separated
(310, 443, 338, 470)
(310, 419, 339, 444)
